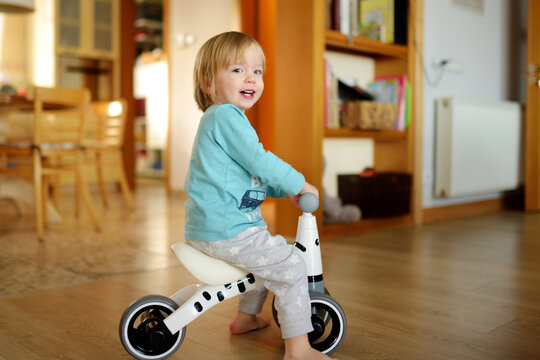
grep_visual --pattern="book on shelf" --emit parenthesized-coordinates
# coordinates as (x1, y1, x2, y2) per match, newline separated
(324, 58, 341, 129)
(350, 0, 360, 37)
(326, 0, 408, 45)
(359, 0, 394, 43)
(366, 74, 409, 130)
(394, 0, 408, 45)
(405, 81, 411, 128)
(325, 0, 333, 29)
(340, 0, 351, 36)
(329, 0, 341, 34)
(328, 0, 356, 38)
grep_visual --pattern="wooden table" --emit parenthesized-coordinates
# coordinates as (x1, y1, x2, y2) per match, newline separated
(0, 93, 33, 110)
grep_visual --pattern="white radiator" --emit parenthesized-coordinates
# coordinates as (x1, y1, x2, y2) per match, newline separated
(435, 97, 522, 198)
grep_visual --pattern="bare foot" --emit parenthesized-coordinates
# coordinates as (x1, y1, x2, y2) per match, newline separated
(283, 334, 335, 360)
(229, 311, 270, 335)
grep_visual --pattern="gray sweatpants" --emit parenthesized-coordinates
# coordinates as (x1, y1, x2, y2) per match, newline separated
(187, 226, 314, 339)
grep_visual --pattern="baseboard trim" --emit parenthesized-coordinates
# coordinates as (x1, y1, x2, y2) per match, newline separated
(422, 198, 505, 224)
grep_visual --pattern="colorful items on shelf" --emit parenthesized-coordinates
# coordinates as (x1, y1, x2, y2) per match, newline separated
(323, 58, 410, 131)
(327, 0, 408, 45)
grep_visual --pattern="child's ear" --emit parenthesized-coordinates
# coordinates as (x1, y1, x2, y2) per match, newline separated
(204, 81, 213, 94)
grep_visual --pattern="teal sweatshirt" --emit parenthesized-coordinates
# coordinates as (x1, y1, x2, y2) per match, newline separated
(184, 104, 305, 241)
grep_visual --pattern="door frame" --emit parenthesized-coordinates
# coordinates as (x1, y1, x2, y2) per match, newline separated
(120, 0, 136, 189)
(525, 0, 540, 210)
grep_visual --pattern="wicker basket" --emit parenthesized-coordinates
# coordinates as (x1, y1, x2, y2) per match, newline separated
(340, 101, 397, 130)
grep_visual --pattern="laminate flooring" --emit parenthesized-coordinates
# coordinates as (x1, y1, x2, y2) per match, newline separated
(0, 183, 539, 359)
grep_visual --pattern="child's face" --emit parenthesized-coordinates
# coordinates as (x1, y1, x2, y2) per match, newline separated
(213, 44, 264, 112)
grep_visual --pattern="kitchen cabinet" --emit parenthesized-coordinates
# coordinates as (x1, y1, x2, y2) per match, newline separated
(56, 0, 119, 59)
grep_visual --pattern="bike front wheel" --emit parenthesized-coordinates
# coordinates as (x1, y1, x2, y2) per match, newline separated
(272, 291, 346, 355)
(308, 293, 347, 355)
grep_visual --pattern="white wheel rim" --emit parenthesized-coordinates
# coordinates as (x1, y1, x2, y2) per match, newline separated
(122, 301, 182, 360)
(311, 298, 346, 354)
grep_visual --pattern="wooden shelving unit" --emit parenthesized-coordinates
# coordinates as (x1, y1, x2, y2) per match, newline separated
(321, 3, 423, 236)
(263, 0, 423, 237)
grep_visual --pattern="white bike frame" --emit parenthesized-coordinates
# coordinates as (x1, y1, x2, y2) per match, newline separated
(163, 207, 324, 336)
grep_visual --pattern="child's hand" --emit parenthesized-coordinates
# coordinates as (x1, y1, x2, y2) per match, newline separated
(287, 182, 319, 208)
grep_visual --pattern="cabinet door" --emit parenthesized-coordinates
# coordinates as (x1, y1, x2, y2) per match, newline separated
(93, 0, 113, 52)
(58, 0, 81, 48)
(57, 0, 117, 57)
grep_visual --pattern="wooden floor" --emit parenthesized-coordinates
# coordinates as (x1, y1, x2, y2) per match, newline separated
(1, 183, 540, 359)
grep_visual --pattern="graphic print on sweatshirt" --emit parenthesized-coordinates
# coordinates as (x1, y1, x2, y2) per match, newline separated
(239, 177, 266, 222)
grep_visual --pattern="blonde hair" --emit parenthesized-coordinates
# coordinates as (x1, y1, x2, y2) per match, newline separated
(193, 31, 266, 111)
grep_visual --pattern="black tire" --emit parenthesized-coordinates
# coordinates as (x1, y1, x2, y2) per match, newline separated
(119, 295, 185, 360)
(271, 296, 279, 326)
(308, 293, 347, 355)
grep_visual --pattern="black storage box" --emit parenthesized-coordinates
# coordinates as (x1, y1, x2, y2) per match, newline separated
(338, 173, 412, 218)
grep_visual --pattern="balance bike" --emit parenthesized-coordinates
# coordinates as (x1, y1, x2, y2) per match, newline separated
(119, 193, 347, 359)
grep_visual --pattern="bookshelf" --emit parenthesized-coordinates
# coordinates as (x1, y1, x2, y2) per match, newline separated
(256, 0, 423, 237)
(323, 0, 424, 236)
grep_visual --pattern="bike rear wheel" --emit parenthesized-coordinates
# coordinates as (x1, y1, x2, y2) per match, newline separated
(119, 295, 185, 360)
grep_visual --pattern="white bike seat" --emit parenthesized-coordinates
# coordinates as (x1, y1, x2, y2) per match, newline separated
(171, 242, 248, 285)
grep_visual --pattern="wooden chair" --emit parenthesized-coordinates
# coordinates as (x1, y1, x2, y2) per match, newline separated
(84, 99, 134, 210)
(0, 86, 101, 240)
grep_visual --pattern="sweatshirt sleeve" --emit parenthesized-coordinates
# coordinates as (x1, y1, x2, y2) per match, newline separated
(265, 184, 288, 198)
(213, 105, 304, 196)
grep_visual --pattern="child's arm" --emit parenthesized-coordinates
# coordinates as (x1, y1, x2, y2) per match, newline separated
(287, 181, 319, 208)
(213, 105, 305, 196)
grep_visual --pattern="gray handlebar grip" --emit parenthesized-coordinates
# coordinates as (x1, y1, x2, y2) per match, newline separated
(299, 193, 319, 213)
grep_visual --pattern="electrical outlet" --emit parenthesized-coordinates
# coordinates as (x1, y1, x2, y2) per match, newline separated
(432, 57, 464, 73)
(452, 0, 484, 13)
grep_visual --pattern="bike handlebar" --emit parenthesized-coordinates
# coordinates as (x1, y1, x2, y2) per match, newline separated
(299, 193, 319, 213)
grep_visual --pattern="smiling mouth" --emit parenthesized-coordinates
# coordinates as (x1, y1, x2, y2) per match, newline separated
(240, 90, 255, 98)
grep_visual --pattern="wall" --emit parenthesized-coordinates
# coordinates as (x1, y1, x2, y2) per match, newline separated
(168, 0, 240, 191)
(28, 0, 54, 88)
(422, 0, 526, 208)
(0, 12, 28, 92)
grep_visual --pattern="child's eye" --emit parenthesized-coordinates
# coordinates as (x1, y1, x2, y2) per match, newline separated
(254, 69, 263, 75)
(232, 68, 243, 73)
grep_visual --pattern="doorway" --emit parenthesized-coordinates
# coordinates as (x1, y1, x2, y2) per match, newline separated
(119, 0, 168, 191)
(133, 0, 167, 182)
(121, 0, 240, 193)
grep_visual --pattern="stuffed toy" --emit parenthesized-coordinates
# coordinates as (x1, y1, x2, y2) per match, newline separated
(322, 158, 362, 224)
(323, 189, 362, 224)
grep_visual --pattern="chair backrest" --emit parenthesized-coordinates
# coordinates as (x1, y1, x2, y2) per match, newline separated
(89, 99, 127, 148)
(33, 86, 91, 146)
